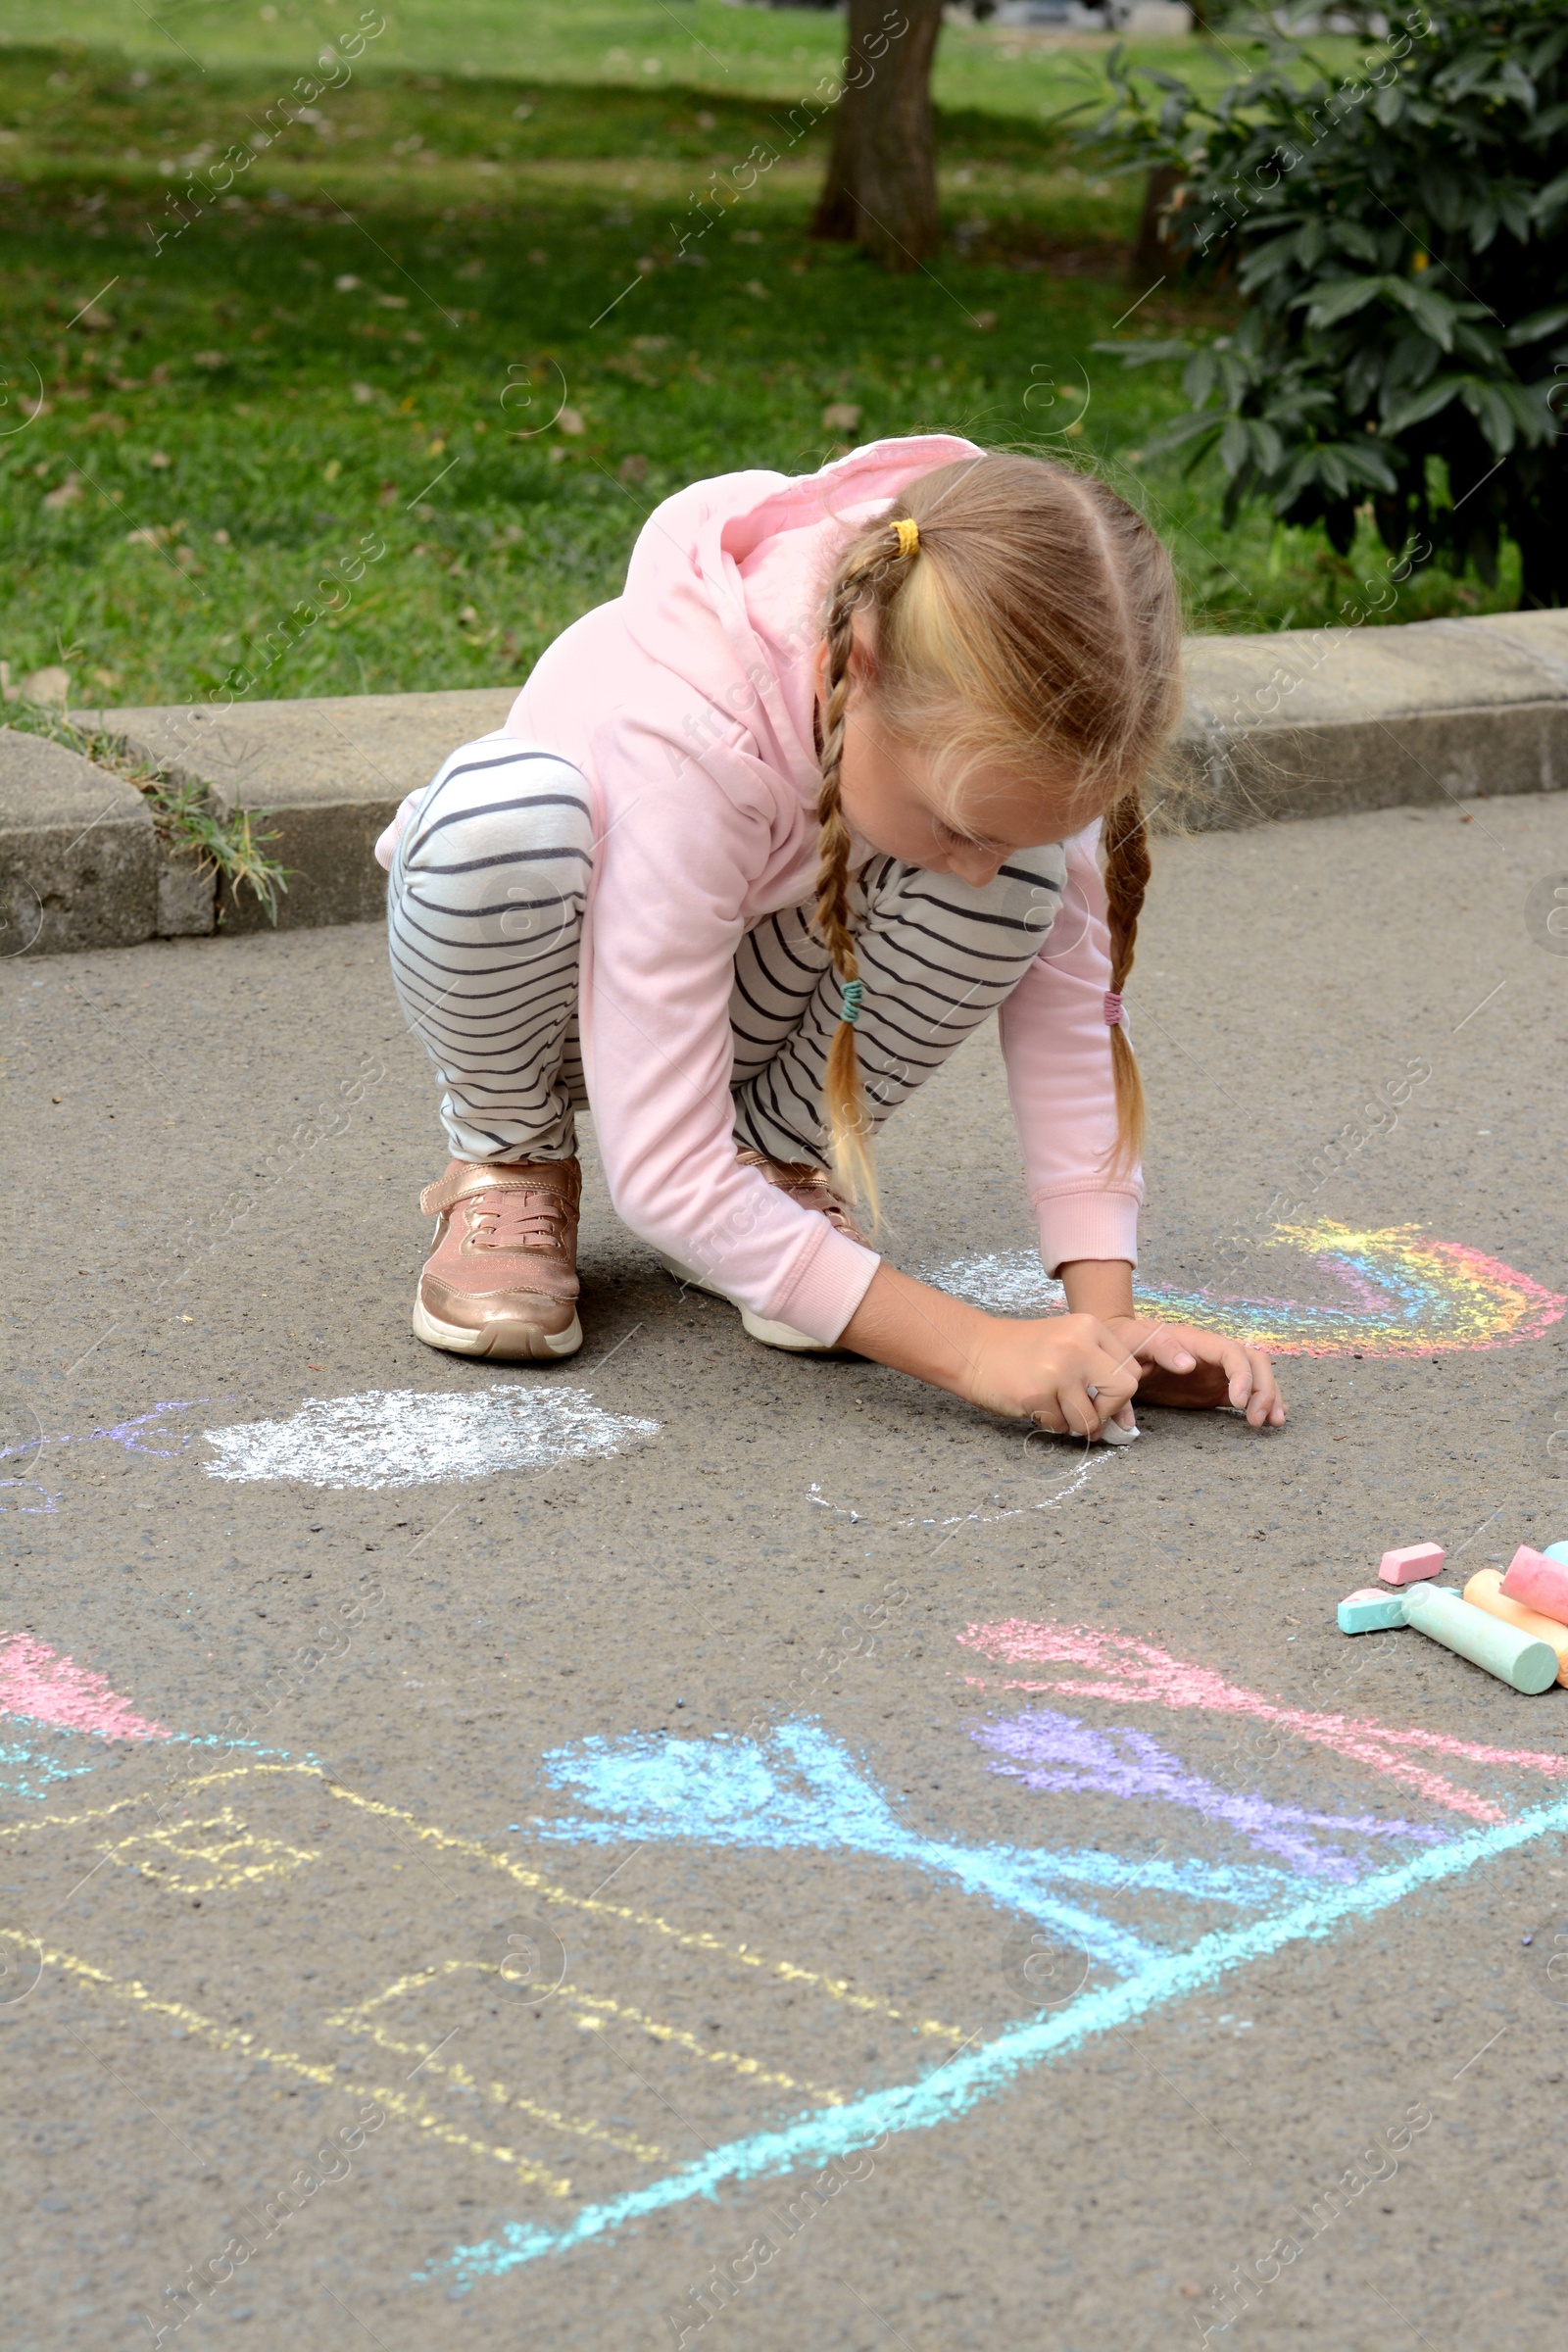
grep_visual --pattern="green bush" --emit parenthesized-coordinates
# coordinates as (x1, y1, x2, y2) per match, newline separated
(1096, 2, 1568, 604)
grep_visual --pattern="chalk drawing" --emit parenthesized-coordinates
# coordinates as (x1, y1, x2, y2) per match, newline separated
(930, 1221, 1565, 1357)
(530, 1719, 1292, 1975)
(103, 1805, 320, 1893)
(201, 1386, 660, 1490)
(957, 1618, 1568, 1819)
(0, 1737, 95, 1803)
(972, 1708, 1448, 1877)
(808, 1443, 1118, 1540)
(1, 1401, 203, 1514)
(7, 1618, 1563, 2303)
(0, 1630, 169, 1741)
(432, 1792, 1568, 2288)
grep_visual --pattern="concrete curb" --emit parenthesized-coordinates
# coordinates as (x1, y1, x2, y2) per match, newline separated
(1172, 611, 1568, 828)
(4, 610, 1568, 956)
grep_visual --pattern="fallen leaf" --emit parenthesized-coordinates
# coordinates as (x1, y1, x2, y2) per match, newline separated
(820, 402, 860, 433)
(556, 408, 585, 436)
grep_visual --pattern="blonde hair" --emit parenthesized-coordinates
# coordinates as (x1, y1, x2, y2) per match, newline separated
(814, 451, 1182, 1208)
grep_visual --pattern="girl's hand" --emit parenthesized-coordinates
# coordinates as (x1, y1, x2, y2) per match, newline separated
(1105, 1316, 1285, 1428)
(963, 1310, 1142, 1438)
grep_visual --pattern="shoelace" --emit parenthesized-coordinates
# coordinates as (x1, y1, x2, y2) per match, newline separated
(468, 1186, 569, 1253)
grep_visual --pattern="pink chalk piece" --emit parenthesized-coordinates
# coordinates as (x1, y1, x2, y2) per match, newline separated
(1499, 1545, 1568, 1630)
(0, 1631, 169, 1742)
(1378, 1543, 1446, 1587)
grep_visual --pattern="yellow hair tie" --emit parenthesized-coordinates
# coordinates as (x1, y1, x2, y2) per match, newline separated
(892, 516, 919, 561)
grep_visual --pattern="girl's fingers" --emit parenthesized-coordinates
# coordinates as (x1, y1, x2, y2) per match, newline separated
(1111, 1325, 1197, 1380)
(1139, 1328, 1199, 1375)
(1058, 1381, 1103, 1440)
(1221, 1343, 1255, 1412)
(1247, 1348, 1286, 1426)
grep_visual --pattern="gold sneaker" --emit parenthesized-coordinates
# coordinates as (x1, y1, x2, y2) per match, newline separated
(413, 1157, 582, 1360)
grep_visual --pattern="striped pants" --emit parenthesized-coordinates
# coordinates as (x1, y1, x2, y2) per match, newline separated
(387, 736, 1068, 1168)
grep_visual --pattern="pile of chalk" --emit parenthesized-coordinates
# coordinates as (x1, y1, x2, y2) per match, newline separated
(1338, 1541, 1568, 1694)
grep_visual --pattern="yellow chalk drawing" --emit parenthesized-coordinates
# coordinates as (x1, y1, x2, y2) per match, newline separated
(556, 1984, 851, 2105)
(7, 1760, 970, 2044)
(359, 2082, 572, 2195)
(2, 1752, 983, 2221)
(331, 1958, 850, 2118)
(0, 1927, 338, 2087)
(100, 1805, 318, 1893)
(326, 1962, 667, 2165)
(0, 1927, 574, 2198)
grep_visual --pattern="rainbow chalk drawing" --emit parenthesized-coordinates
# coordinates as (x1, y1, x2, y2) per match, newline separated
(931, 1221, 1565, 1358)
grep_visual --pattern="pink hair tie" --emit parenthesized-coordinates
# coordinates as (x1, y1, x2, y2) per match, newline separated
(1102, 991, 1125, 1027)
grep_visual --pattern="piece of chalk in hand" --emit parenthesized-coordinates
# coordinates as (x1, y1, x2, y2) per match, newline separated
(1338, 1588, 1408, 1635)
(1378, 1542, 1446, 1587)
(1099, 1418, 1139, 1447)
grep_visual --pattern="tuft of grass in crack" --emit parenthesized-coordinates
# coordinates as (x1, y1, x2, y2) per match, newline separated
(2, 699, 290, 922)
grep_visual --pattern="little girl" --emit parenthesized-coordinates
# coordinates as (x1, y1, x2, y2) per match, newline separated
(375, 436, 1284, 1441)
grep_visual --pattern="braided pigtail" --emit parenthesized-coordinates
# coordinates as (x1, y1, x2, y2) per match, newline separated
(1102, 781, 1151, 1175)
(813, 516, 920, 1214)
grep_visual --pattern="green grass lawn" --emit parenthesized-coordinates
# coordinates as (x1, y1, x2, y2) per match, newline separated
(0, 4, 1519, 710)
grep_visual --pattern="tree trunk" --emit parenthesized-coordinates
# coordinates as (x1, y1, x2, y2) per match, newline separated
(811, 0, 946, 270)
(1134, 163, 1183, 280)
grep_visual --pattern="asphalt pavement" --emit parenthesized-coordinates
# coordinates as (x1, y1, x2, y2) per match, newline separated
(4, 786, 1568, 2352)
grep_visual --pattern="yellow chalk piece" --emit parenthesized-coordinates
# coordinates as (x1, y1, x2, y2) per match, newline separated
(1464, 1570, 1568, 1688)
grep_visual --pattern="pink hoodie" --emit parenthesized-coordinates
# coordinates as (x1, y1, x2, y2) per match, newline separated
(378, 436, 1141, 1345)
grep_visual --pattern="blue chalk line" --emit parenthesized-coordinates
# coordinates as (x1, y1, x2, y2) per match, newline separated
(427, 1790, 1568, 2291)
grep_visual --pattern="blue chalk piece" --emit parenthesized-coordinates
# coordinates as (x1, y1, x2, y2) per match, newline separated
(1338, 1588, 1408, 1635)
(1544, 1542, 1568, 1565)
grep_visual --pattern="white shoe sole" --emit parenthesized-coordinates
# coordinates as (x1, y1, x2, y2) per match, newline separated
(412, 1296, 583, 1360)
(655, 1251, 840, 1353)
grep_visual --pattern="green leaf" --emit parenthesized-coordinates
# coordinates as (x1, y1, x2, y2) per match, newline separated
(1503, 303, 1568, 347)
(1382, 374, 1468, 433)
(1301, 275, 1392, 329)
(1088, 340, 1194, 365)
(1219, 416, 1252, 478)
(1143, 413, 1224, 463)
(1384, 279, 1467, 351)
(1459, 378, 1518, 458)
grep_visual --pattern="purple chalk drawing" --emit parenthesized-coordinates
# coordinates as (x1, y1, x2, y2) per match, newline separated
(973, 1708, 1449, 1880)
(0, 1402, 205, 1511)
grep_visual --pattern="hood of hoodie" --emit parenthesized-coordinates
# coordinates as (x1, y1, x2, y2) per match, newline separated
(618, 434, 982, 802)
